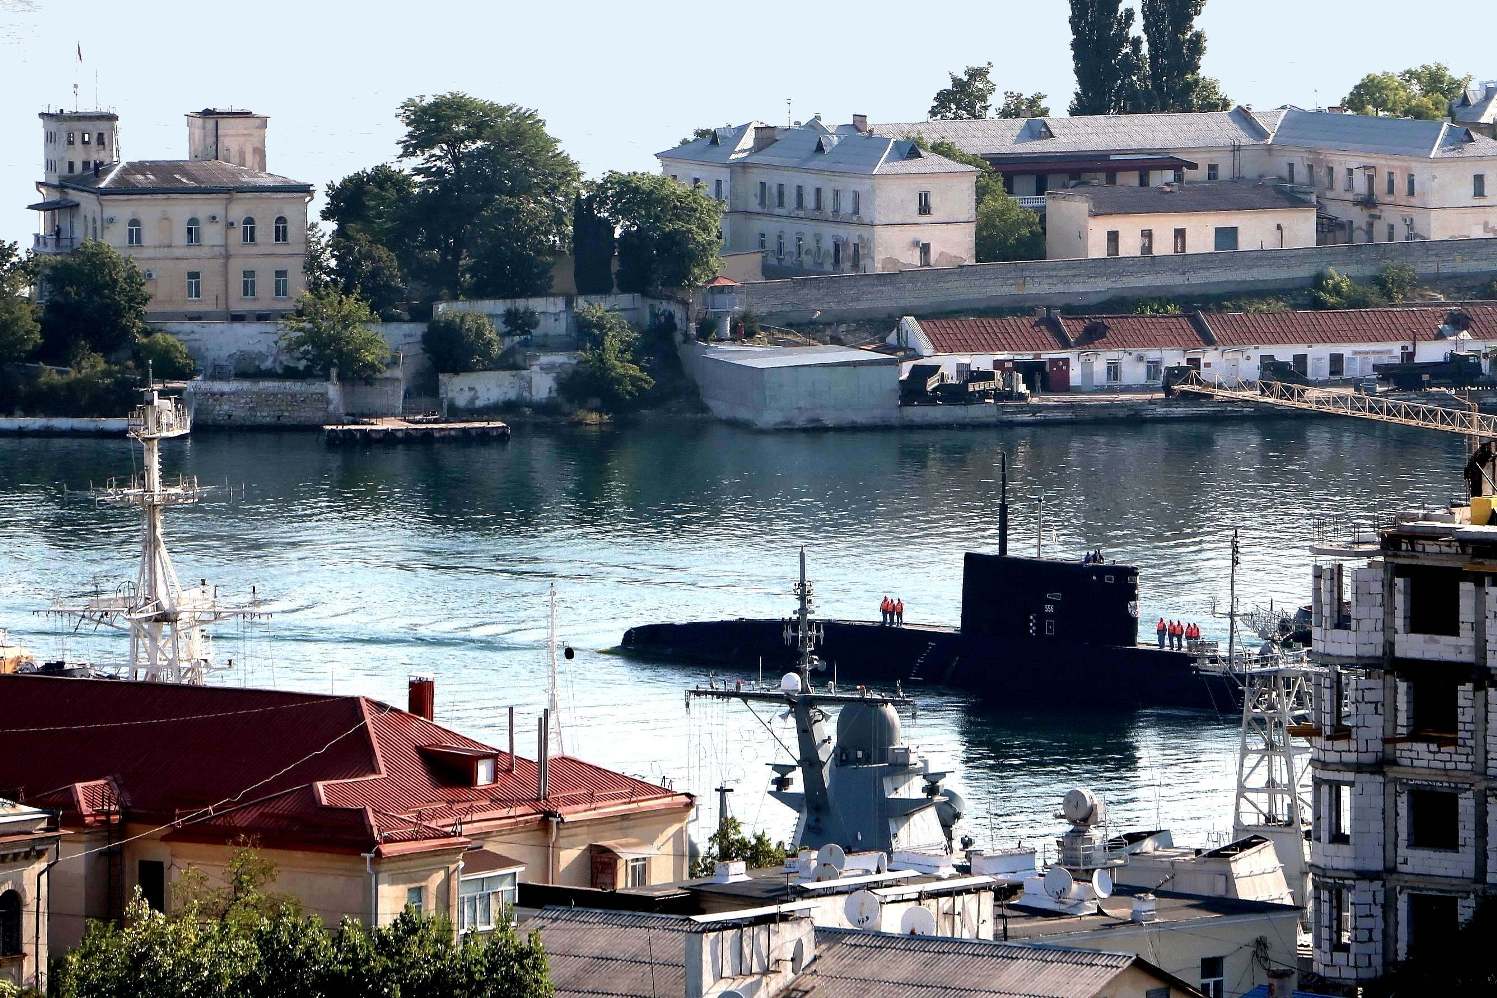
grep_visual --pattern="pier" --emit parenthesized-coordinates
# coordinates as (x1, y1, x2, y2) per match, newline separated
(322, 417, 512, 445)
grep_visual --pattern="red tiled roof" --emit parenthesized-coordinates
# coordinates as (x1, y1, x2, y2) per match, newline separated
(1056, 314, 1208, 350)
(918, 316, 1066, 354)
(1205, 304, 1497, 347)
(0, 676, 691, 855)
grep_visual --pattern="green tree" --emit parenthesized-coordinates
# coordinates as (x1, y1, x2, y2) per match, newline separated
(330, 231, 407, 320)
(926, 142, 1043, 262)
(1344, 72, 1414, 116)
(1069, 0, 1139, 114)
(1344, 63, 1472, 120)
(996, 91, 1051, 117)
(676, 127, 716, 146)
(1310, 268, 1386, 310)
(1400, 63, 1472, 106)
(321, 164, 419, 249)
(422, 311, 504, 374)
(560, 305, 654, 412)
(930, 63, 998, 120)
(37, 240, 149, 362)
(279, 289, 390, 381)
(134, 332, 196, 380)
(1375, 263, 1419, 304)
(303, 222, 335, 294)
(0, 240, 40, 363)
(592, 172, 721, 293)
(1140, 0, 1208, 111)
(501, 306, 539, 338)
(691, 817, 791, 878)
(396, 93, 580, 299)
(1187, 75, 1233, 111)
(571, 191, 615, 295)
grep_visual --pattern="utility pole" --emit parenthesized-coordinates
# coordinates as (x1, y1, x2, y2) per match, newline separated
(546, 583, 565, 757)
(1227, 529, 1240, 666)
(714, 784, 734, 859)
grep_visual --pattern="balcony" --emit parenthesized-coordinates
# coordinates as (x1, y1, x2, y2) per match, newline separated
(34, 233, 79, 253)
(1015, 196, 1047, 212)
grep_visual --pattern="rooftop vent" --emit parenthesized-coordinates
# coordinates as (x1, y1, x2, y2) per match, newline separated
(1130, 893, 1158, 923)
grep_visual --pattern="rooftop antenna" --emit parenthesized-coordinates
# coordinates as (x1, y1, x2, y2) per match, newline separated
(786, 98, 793, 127)
(546, 582, 565, 757)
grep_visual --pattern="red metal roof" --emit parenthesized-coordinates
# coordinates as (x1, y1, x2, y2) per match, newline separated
(1056, 314, 1208, 350)
(0, 676, 690, 855)
(1205, 304, 1497, 347)
(918, 316, 1067, 354)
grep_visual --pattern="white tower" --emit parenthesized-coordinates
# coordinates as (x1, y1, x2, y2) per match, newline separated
(186, 108, 268, 172)
(45, 384, 265, 683)
(1232, 663, 1314, 911)
(39, 109, 119, 185)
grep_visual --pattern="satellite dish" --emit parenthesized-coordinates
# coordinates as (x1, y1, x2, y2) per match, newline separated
(781, 672, 803, 694)
(817, 842, 847, 873)
(1062, 788, 1100, 824)
(1043, 865, 1076, 901)
(900, 906, 937, 936)
(1092, 869, 1114, 899)
(844, 889, 882, 929)
(814, 862, 841, 882)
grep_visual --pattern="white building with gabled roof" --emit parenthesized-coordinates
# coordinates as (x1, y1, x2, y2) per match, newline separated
(657, 116, 976, 276)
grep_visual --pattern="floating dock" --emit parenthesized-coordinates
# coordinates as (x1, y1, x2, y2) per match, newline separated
(322, 417, 511, 444)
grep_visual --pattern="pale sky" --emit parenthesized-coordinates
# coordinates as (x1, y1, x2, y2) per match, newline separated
(2, 0, 1494, 246)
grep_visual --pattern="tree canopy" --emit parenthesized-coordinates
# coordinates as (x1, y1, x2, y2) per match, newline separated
(591, 172, 721, 293)
(996, 91, 1051, 117)
(691, 817, 791, 878)
(571, 191, 616, 295)
(329, 230, 408, 320)
(37, 240, 150, 363)
(0, 239, 40, 364)
(422, 311, 504, 374)
(560, 305, 655, 412)
(929, 64, 999, 120)
(1343, 63, 1472, 119)
(279, 288, 390, 381)
(1070, 0, 1229, 114)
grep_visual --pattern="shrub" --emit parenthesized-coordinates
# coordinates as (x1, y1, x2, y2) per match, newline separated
(1310, 268, 1386, 310)
(501, 305, 540, 338)
(422, 311, 503, 374)
(10, 361, 142, 417)
(279, 289, 390, 381)
(560, 305, 654, 412)
(735, 310, 762, 338)
(133, 332, 196, 380)
(1133, 298, 1182, 315)
(696, 316, 718, 341)
(1375, 263, 1419, 304)
(1481, 278, 1497, 300)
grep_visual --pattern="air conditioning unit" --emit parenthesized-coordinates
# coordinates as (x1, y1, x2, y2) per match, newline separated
(226, 220, 236, 228)
(1134, 353, 1147, 361)
(208, 214, 219, 222)
(143, 269, 156, 280)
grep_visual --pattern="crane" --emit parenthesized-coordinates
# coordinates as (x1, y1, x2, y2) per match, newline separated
(1168, 370, 1497, 498)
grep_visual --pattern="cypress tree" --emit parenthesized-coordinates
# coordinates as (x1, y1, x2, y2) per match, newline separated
(572, 191, 615, 295)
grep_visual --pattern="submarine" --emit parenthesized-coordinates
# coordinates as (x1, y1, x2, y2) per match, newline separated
(621, 460, 1244, 713)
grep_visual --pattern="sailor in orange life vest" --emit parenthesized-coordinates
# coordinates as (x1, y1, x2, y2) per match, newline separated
(894, 598, 905, 626)
(880, 595, 891, 626)
(1156, 617, 1167, 648)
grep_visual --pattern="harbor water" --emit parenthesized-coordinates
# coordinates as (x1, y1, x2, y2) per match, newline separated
(0, 417, 1469, 853)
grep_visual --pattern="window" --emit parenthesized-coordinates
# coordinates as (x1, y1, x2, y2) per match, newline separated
(917, 190, 932, 215)
(1214, 226, 1239, 251)
(241, 216, 256, 243)
(66, 131, 74, 145)
(1345, 167, 1354, 192)
(1137, 169, 1150, 186)
(242, 270, 257, 298)
(1329, 782, 1351, 843)
(758, 181, 767, 206)
(832, 189, 841, 214)
(1387, 223, 1396, 242)
(274, 269, 289, 299)
(1292, 353, 1308, 376)
(1406, 893, 1458, 958)
(814, 187, 823, 211)
(186, 217, 200, 245)
(1387, 171, 1396, 196)
(851, 241, 860, 270)
(714, 178, 723, 201)
(98, 131, 106, 147)
(459, 872, 518, 932)
(691, 177, 701, 189)
(1105, 171, 1117, 185)
(1325, 166, 1334, 190)
(758, 232, 766, 251)
(82, 131, 91, 145)
(795, 235, 803, 260)
(1406, 568, 1460, 636)
(1329, 352, 1345, 377)
(475, 757, 496, 785)
(1331, 887, 1352, 951)
(1140, 229, 1154, 255)
(1476, 174, 1487, 198)
(1146, 359, 1163, 381)
(1410, 676, 1458, 735)
(1287, 162, 1295, 183)
(1172, 168, 1185, 183)
(776, 183, 785, 208)
(832, 239, 841, 269)
(138, 860, 166, 912)
(1206, 163, 1219, 181)
(1408, 787, 1460, 850)
(1408, 174, 1416, 196)
(0, 891, 18, 958)
(405, 886, 424, 915)
(795, 185, 804, 209)
(775, 233, 783, 259)
(918, 242, 931, 267)
(1199, 956, 1225, 998)
(1105, 230, 1120, 257)
(1308, 164, 1316, 186)
(851, 190, 860, 215)
(1146, 990, 1170, 998)
(126, 218, 142, 246)
(1106, 359, 1122, 383)
(1173, 228, 1187, 254)
(273, 216, 288, 243)
(186, 271, 202, 300)
(626, 857, 648, 888)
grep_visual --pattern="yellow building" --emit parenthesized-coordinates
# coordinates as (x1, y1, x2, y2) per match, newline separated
(29, 107, 312, 320)
(0, 675, 692, 958)
(0, 799, 60, 992)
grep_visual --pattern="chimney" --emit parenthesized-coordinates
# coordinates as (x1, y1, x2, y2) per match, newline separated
(852, 114, 869, 134)
(1130, 894, 1158, 923)
(1267, 967, 1297, 998)
(537, 710, 550, 800)
(753, 125, 778, 152)
(407, 675, 435, 721)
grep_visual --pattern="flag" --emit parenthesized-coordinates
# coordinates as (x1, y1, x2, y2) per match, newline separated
(76, 42, 82, 62)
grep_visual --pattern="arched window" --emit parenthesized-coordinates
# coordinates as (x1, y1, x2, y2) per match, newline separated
(0, 889, 20, 957)
(186, 217, 200, 246)
(273, 216, 288, 243)
(241, 216, 256, 244)
(126, 218, 142, 246)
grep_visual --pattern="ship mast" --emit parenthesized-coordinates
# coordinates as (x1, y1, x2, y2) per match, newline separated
(44, 381, 265, 683)
(546, 582, 565, 756)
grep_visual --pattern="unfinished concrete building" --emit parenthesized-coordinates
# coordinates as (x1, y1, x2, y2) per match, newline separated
(1309, 496, 1497, 984)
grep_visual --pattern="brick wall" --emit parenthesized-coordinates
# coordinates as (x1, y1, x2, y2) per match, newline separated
(186, 379, 339, 427)
(733, 237, 1497, 322)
